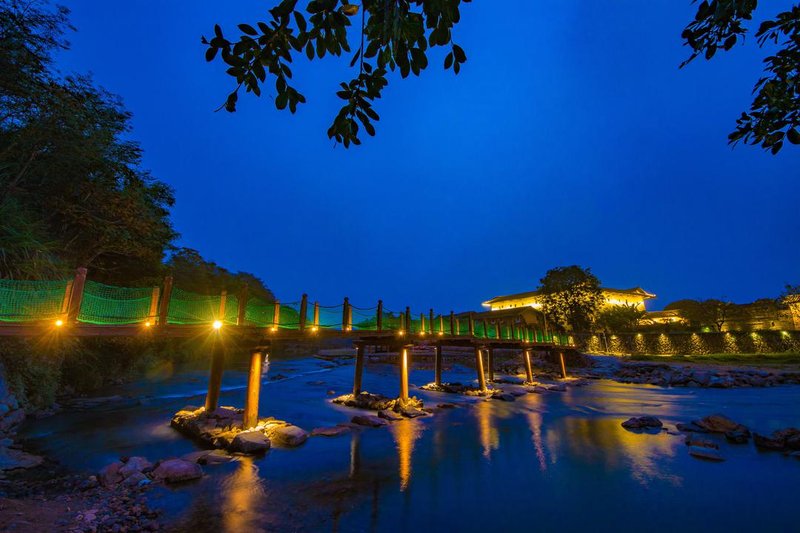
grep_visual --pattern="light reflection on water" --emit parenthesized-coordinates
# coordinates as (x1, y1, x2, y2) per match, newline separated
(17, 356, 800, 531)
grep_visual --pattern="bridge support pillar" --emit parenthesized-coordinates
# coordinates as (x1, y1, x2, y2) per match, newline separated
(399, 345, 410, 402)
(475, 346, 487, 391)
(559, 351, 568, 379)
(434, 345, 442, 386)
(243, 348, 265, 429)
(486, 348, 495, 382)
(524, 349, 534, 384)
(204, 340, 225, 412)
(353, 344, 365, 396)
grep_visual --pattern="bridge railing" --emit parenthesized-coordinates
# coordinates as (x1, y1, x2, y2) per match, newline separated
(0, 269, 574, 345)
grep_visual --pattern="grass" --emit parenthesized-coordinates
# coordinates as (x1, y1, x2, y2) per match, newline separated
(628, 353, 800, 366)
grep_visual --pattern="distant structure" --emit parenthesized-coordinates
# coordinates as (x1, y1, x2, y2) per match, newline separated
(482, 286, 656, 312)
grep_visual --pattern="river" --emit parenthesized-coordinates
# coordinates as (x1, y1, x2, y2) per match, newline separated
(17, 353, 800, 532)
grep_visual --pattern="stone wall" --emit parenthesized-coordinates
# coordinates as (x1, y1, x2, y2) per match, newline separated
(575, 330, 800, 356)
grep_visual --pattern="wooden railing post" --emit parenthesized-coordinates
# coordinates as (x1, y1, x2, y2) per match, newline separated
(236, 284, 248, 326)
(482, 319, 488, 339)
(439, 315, 444, 335)
(429, 309, 434, 334)
(299, 293, 308, 332)
(218, 290, 227, 322)
(272, 300, 281, 330)
(342, 297, 350, 331)
(468, 313, 475, 337)
(313, 301, 320, 330)
(66, 267, 88, 323)
(376, 300, 383, 331)
(147, 287, 160, 326)
(495, 320, 502, 340)
(60, 280, 73, 319)
(449, 311, 455, 336)
(420, 313, 425, 335)
(405, 307, 411, 334)
(243, 346, 265, 429)
(158, 276, 173, 326)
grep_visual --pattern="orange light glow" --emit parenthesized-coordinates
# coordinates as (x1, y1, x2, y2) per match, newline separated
(212, 320, 222, 330)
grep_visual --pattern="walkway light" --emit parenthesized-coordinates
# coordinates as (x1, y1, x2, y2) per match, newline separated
(55, 319, 64, 327)
(213, 320, 222, 330)
(144, 321, 152, 327)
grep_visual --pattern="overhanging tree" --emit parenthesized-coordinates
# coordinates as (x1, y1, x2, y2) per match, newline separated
(203, 0, 471, 147)
(681, 1, 800, 153)
(538, 266, 603, 333)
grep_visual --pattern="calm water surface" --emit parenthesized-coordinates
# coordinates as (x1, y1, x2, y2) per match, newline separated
(19, 354, 800, 532)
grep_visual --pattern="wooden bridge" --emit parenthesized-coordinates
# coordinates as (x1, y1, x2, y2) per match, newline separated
(0, 268, 577, 429)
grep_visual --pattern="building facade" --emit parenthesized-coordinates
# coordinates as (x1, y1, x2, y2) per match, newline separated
(482, 286, 656, 312)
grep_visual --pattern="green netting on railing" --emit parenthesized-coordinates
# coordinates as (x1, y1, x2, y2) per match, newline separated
(0, 279, 69, 322)
(381, 312, 402, 331)
(474, 321, 486, 337)
(317, 305, 344, 329)
(167, 288, 222, 325)
(245, 297, 274, 326)
(276, 303, 301, 329)
(456, 319, 470, 336)
(351, 307, 377, 331)
(223, 294, 239, 325)
(78, 280, 154, 325)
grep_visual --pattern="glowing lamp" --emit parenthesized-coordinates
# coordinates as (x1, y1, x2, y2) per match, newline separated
(271, 326, 277, 332)
(55, 319, 64, 327)
(212, 320, 222, 330)
(144, 321, 152, 327)
(398, 330, 405, 336)
(311, 326, 318, 332)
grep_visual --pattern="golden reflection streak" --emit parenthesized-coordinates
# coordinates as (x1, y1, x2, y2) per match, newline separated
(525, 411, 547, 471)
(561, 418, 682, 487)
(390, 419, 423, 491)
(474, 401, 499, 460)
(223, 456, 266, 533)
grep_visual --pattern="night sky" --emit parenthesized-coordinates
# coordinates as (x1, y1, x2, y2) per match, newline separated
(54, 1, 799, 312)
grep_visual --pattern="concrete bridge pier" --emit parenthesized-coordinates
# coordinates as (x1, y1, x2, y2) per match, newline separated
(434, 345, 443, 386)
(474, 346, 487, 391)
(353, 343, 365, 395)
(399, 344, 411, 402)
(243, 344, 268, 429)
(523, 349, 534, 383)
(204, 338, 225, 412)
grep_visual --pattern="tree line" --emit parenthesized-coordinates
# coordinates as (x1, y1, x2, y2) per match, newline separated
(0, 1, 274, 301)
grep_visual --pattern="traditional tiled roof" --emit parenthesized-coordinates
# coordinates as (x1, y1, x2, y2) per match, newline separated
(482, 286, 655, 306)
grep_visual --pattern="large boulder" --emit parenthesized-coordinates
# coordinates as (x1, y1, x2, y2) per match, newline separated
(265, 424, 309, 447)
(352, 415, 387, 428)
(98, 461, 124, 487)
(152, 459, 203, 483)
(311, 426, 350, 437)
(688, 446, 725, 462)
(0, 447, 44, 471)
(695, 414, 749, 434)
(230, 431, 271, 454)
(622, 416, 663, 430)
(119, 456, 153, 478)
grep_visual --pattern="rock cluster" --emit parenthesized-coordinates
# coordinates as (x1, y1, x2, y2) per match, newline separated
(614, 363, 800, 388)
(676, 413, 752, 445)
(170, 405, 308, 454)
(332, 392, 428, 417)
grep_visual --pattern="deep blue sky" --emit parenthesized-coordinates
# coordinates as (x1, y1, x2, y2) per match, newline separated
(55, 1, 798, 312)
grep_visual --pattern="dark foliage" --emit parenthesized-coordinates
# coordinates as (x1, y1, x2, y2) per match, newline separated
(681, 1, 800, 153)
(203, 0, 471, 147)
